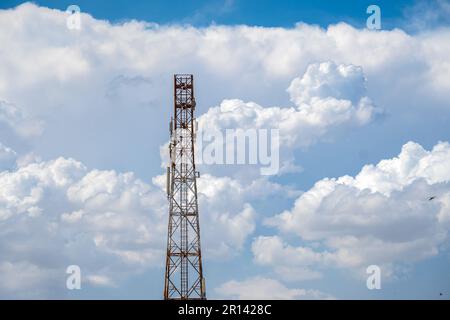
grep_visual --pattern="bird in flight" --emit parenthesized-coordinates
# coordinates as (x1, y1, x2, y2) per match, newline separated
(428, 196, 436, 201)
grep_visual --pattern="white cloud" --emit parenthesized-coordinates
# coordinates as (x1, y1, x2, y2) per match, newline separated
(196, 173, 304, 257)
(0, 157, 166, 297)
(198, 62, 379, 150)
(193, 61, 379, 179)
(0, 156, 274, 296)
(0, 3, 449, 175)
(215, 276, 333, 300)
(85, 274, 116, 287)
(0, 100, 43, 138)
(265, 141, 450, 275)
(1, 3, 448, 96)
(252, 236, 327, 281)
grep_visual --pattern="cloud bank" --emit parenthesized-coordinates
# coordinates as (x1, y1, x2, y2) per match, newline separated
(263, 141, 450, 279)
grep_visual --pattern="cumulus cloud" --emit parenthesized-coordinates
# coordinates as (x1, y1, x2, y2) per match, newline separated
(214, 276, 334, 300)
(265, 141, 450, 277)
(0, 100, 43, 138)
(252, 236, 327, 281)
(0, 157, 167, 297)
(198, 62, 379, 150)
(194, 61, 380, 178)
(1, 3, 447, 96)
(0, 156, 279, 296)
(0, 3, 449, 175)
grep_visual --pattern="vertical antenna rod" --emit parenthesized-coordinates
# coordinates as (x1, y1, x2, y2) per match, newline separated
(164, 74, 206, 300)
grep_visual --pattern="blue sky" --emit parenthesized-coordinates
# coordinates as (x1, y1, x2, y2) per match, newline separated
(0, 1, 449, 300)
(0, 0, 425, 28)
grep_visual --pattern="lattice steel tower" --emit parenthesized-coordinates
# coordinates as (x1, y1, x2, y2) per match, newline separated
(164, 74, 206, 300)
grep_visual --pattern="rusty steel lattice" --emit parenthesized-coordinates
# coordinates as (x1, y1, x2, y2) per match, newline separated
(164, 74, 206, 300)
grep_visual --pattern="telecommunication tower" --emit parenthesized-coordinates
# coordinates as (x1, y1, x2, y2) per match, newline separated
(164, 74, 206, 300)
